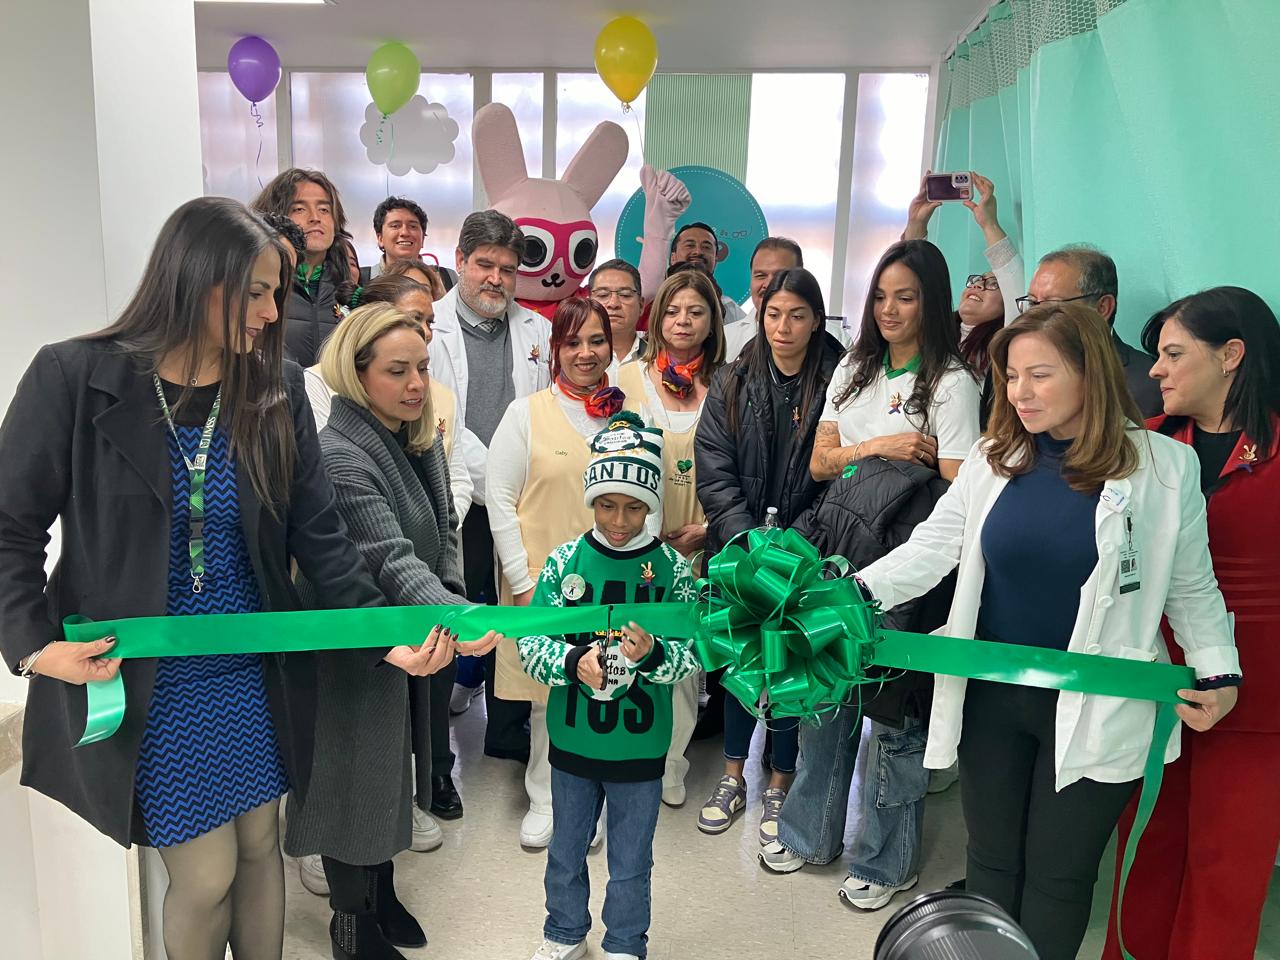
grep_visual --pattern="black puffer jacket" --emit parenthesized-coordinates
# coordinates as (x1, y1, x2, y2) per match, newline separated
(696, 334, 844, 554)
(792, 457, 957, 727)
(286, 271, 341, 368)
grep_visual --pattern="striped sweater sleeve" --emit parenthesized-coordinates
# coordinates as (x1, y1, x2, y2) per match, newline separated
(516, 540, 578, 686)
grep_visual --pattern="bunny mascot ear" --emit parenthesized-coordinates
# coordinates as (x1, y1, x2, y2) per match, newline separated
(562, 121, 629, 208)
(474, 101, 529, 204)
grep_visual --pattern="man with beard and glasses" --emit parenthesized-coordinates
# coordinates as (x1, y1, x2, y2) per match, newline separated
(431, 210, 552, 764)
(669, 221, 746, 325)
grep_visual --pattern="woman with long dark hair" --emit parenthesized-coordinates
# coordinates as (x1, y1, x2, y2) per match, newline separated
(694, 267, 843, 840)
(760, 240, 980, 913)
(0, 197, 445, 960)
(855, 303, 1239, 960)
(1103, 287, 1280, 960)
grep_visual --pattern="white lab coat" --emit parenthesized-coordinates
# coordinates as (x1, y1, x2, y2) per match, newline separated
(858, 429, 1239, 791)
(428, 287, 552, 505)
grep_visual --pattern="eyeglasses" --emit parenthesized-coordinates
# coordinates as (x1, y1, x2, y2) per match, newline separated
(1015, 293, 1098, 314)
(590, 287, 639, 303)
(965, 274, 1000, 291)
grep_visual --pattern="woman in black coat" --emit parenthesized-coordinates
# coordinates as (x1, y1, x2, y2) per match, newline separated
(0, 198, 445, 960)
(693, 268, 842, 845)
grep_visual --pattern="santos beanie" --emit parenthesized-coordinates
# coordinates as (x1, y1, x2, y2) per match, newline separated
(582, 411, 665, 514)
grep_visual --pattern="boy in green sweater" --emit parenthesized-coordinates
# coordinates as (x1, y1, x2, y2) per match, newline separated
(520, 412, 698, 960)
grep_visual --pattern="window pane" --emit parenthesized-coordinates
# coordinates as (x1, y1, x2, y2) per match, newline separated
(198, 72, 278, 203)
(491, 73, 543, 180)
(556, 73, 647, 267)
(746, 73, 846, 308)
(842, 73, 930, 317)
(290, 72, 473, 271)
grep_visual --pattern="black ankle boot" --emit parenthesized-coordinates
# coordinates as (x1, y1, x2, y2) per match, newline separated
(370, 860, 427, 948)
(328, 910, 408, 960)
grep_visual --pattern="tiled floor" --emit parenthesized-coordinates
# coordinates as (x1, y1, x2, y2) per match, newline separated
(281, 701, 1280, 959)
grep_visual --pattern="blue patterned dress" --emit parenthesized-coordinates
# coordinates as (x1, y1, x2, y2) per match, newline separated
(134, 397, 289, 847)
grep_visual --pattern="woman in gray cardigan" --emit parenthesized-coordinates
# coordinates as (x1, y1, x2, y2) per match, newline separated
(286, 302, 503, 960)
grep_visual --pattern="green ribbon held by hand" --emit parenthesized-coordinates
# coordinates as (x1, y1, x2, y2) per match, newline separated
(62, 602, 698, 747)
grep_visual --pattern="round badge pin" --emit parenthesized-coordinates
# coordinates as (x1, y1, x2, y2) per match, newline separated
(561, 574, 587, 602)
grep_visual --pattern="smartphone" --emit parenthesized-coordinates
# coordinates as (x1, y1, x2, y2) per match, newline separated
(925, 172, 972, 202)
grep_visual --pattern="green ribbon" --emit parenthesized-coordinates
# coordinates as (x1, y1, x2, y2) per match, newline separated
(63, 604, 697, 747)
(62, 529, 1193, 958)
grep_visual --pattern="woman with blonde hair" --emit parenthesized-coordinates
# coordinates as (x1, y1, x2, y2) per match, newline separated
(286, 302, 504, 960)
(618, 268, 726, 807)
(853, 302, 1241, 960)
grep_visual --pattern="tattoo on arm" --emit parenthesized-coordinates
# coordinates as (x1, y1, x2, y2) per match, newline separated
(811, 421, 857, 480)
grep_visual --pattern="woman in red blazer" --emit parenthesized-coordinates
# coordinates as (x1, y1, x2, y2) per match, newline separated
(1104, 286, 1280, 960)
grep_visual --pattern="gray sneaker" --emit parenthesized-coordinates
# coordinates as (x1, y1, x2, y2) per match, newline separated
(758, 787, 787, 845)
(697, 775, 747, 834)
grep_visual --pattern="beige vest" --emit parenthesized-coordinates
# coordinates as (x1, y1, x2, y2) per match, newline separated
(618, 362, 706, 535)
(495, 389, 617, 701)
(429, 380, 457, 459)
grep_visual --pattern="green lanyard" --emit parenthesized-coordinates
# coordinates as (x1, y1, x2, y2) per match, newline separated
(152, 375, 222, 594)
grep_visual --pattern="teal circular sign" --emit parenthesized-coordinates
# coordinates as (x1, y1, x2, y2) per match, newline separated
(616, 165, 768, 305)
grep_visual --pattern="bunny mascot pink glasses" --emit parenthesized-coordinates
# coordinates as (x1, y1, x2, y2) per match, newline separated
(472, 101, 689, 319)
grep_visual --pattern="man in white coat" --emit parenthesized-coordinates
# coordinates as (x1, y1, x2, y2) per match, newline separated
(431, 209, 552, 768)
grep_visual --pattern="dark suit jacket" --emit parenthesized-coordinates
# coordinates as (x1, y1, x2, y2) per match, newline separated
(0, 339, 384, 846)
(1114, 331, 1163, 419)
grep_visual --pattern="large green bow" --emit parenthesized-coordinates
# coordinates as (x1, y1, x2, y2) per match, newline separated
(693, 527, 880, 718)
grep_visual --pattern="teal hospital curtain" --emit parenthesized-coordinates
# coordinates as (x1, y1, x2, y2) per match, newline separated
(930, 0, 1280, 343)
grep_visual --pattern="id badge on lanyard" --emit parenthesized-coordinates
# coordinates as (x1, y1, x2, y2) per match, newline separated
(1102, 487, 1141, 595)
(1119, 507, 1141, 594)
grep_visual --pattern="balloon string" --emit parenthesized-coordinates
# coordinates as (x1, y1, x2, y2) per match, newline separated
(385, 117, 396, 194)
(249, 102, 265, 190)
(375, 113, 387, 145)
(622, 101, 645, 163)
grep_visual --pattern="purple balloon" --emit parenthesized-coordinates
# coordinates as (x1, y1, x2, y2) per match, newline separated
(227, 36, 281, 103)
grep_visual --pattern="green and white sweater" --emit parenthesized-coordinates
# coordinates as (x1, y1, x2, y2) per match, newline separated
(517, 530, 699, 782)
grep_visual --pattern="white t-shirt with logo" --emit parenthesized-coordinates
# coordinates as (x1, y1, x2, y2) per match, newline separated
(820, 357, 981, 461)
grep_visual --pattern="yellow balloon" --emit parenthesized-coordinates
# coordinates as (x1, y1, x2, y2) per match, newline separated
(594, 16, 658, 105)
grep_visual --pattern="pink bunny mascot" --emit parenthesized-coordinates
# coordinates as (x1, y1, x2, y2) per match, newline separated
(472, 101, 689, 318)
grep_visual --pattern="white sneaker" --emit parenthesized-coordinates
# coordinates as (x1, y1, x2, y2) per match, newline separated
(661, 782, 686, 807)
(838, 874, 918, 911)
(530, 938, 586, 960)
(449, 682, 483, 716)
(758, 839, 805, 873)
(410, 801, 444, 852)
(298, 854, 328, 896)
(928, 763, 959, 794)
(603, 953, 640, 959)
(521, 808, 554, 848)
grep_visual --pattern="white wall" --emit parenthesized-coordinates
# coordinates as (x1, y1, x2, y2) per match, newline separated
(0, 2, 202, 957)
(0, 0, 203, 708)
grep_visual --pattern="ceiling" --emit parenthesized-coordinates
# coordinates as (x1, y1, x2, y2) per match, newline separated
(194, 0, 991, 72)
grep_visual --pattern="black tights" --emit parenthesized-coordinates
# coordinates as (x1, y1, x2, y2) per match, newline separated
(155, 798, 284, 960)
(958, 681, 1138, 960)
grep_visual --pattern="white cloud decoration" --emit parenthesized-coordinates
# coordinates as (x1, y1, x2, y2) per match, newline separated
(360, 96, 460, 176)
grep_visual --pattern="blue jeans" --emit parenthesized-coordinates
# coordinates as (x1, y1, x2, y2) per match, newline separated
(544, 768, 662, 958)
(723, 694, 799, 774)
(776, 705, 927, 887)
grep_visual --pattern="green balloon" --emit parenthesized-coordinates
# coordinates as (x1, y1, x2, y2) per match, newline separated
(365, 42, 420, 116)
